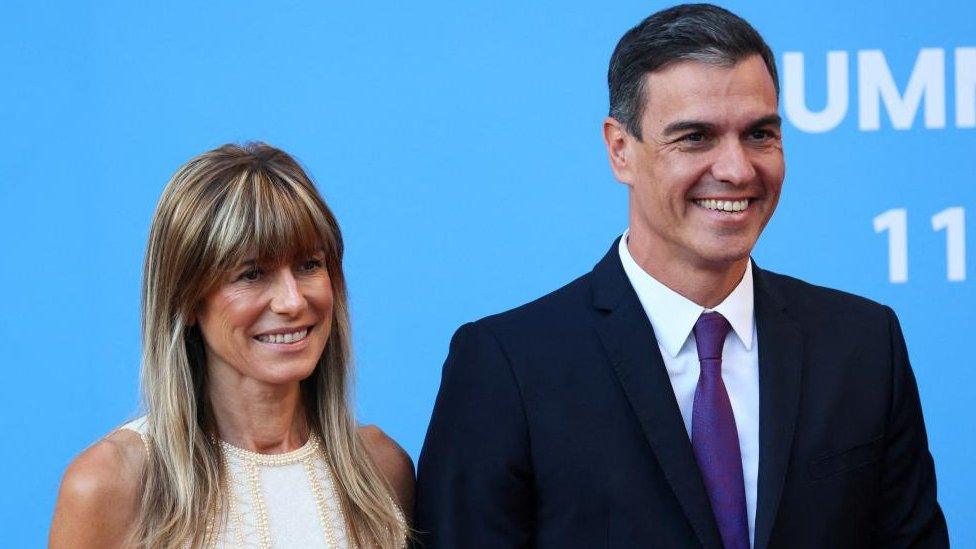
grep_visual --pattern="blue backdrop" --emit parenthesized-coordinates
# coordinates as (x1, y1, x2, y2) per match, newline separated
(1, 1, 972, 546)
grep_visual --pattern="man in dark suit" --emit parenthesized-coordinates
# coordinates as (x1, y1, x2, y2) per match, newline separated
(415, 4, 948, 547)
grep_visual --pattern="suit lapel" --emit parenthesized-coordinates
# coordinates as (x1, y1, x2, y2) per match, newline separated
(752, 265, 804, 549)
(591, 240, 723, 549)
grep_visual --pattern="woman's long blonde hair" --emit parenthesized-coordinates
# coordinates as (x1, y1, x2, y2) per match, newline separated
(135, 142, 404, 547)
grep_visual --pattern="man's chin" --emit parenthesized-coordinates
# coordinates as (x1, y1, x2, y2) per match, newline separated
(690, 242, 755, 271)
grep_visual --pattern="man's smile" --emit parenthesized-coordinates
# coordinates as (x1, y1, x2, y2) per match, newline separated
(691, 198, 751, 213)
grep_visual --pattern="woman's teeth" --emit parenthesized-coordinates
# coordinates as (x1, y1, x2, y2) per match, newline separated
(693, 198, 750, 212)
(256, 328, 309, 344)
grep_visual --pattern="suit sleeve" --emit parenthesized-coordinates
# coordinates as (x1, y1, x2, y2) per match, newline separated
(876, 307, 949, 547)
(414, 322, 534, 548)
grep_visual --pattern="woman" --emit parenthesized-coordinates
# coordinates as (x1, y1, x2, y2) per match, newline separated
(50, 143, 412, 548)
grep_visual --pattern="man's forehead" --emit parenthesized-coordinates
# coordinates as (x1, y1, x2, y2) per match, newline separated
(640, 56, 778, 127)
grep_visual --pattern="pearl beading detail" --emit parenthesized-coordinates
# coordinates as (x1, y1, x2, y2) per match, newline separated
(215, 433, 350, 548)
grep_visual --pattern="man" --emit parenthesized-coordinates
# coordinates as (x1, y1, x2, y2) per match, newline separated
(415, 4, 948, 548)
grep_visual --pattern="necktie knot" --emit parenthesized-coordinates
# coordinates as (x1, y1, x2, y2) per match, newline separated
(693, 312, 731, 361)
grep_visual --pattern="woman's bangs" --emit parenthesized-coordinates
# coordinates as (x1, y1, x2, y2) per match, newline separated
(251, 173, 326, 265)
(208, 170, 328, 275)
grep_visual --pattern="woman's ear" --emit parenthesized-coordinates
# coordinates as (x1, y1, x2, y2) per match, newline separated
(186, 303, 203, 330)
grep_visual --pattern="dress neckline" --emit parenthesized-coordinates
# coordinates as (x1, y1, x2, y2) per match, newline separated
(218, 432, 321, 466)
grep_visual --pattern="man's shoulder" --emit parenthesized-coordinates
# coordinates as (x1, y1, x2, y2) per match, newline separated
(446, 270, 598, 357)
(478, 271, 595, 331)
(757, 267, 893, 325)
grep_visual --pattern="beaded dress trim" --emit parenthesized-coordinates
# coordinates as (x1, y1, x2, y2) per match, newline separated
(119, 418, 405, 548)
(213, 433, 351, 548)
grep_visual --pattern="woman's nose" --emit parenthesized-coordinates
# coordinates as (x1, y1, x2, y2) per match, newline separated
(269, 268, 305, 315)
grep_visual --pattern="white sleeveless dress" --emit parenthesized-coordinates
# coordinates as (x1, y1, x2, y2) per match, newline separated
(121, 417, 374, 548)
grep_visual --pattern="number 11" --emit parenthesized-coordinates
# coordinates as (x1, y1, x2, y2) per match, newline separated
(873, 207, 966, 283)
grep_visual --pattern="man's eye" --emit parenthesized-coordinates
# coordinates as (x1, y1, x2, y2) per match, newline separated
(749, 129, 774, 140)
(683, 132, 705, 142)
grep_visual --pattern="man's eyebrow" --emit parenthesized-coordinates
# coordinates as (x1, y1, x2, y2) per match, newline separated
(661, 115, 782, 138)
(748, 114, 782, 129)
(662, 120, 715, 137)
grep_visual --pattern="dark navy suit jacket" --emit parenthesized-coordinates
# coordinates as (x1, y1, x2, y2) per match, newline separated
(415, 240, 948, 548)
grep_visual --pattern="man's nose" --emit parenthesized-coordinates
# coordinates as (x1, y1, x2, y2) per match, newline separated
(710, 139, 757, 185)
(269, 268, 305, 315)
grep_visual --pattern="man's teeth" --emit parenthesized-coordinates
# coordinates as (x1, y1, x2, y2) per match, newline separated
(694, 198, 750, 212)
(256, 328, 309, 344)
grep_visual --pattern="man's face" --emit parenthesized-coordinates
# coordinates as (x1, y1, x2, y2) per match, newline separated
(608, 54, 784, 271)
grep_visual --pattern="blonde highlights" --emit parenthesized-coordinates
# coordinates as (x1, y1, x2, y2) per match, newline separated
(136, 143, 404, 547)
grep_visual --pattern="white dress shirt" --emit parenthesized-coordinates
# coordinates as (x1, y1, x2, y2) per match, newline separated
(618, 231, 759, 546)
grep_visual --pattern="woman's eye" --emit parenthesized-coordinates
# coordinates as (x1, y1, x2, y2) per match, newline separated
(300, 259, 323, 272)
(237, 268, 262, 282)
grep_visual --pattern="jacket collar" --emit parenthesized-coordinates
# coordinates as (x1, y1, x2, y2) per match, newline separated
(591, 238, 723, 548)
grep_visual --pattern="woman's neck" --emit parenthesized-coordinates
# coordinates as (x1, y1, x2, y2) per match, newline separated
(206, 365, 309, 454)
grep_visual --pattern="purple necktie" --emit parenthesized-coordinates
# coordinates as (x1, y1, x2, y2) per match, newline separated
(692, 312, 749, 549)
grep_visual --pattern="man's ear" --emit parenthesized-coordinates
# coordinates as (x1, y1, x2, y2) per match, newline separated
(603, 116, 634, 186)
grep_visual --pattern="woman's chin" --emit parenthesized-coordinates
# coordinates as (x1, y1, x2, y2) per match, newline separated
(252, 361, 320, 386)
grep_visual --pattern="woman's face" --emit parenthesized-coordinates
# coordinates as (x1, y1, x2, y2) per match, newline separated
(196, 249, 333, 386)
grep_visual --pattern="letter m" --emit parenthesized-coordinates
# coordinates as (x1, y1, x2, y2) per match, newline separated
(858, 48, 946, 130)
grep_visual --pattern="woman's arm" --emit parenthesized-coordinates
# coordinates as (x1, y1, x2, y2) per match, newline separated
(49, 429, 145, 548)
(359, 425, 415, 521)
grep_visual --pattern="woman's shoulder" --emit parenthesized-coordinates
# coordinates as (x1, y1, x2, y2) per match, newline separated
(66, 427, 147, 490)
(357, 425, 414, 514)
(49, 426, 146, 547)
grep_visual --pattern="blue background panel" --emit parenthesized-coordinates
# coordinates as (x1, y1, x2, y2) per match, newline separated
(1, 1, 972, 546)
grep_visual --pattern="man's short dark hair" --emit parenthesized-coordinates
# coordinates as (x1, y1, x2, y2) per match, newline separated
(608, 3, 778, 140)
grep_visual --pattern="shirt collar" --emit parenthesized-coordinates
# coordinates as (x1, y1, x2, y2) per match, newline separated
(618, 230, 755, 357)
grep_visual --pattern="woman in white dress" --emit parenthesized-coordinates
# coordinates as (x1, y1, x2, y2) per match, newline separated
(50, 143, 412, 548)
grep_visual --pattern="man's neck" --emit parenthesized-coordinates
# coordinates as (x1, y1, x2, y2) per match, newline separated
(626, 231, 749, 309)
